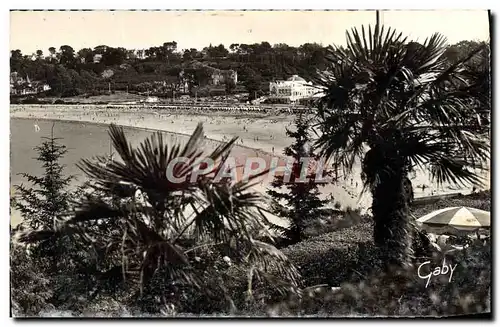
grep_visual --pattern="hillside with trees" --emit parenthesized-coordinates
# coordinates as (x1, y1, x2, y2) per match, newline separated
(10, 40, 489, 101)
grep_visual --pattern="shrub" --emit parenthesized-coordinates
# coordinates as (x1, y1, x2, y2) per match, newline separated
(10, 244, 54, 316)
(282, 221, 377, 287)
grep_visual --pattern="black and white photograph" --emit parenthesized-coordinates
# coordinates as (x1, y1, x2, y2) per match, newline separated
(8, 9, 492, 318)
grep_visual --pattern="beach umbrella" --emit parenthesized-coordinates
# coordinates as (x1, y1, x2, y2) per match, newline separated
(416, 206, 490, 235)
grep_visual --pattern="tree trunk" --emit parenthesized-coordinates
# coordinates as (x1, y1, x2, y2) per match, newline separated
(403, 177, 414, 206)
(288, 225, 302, 245)
(371, 158, 413, 269)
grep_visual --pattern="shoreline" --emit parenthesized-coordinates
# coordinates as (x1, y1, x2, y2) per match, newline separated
(10, 104, 372, 216)
(10, 104, 296, 155)
(10, 104, 491, 214)
(11, 115, 277, 159)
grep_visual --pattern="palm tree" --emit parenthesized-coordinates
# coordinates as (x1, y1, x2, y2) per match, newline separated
(312, 25, 490, 268)
(17, 123, 301, 312)
(461, 42, 491, 131)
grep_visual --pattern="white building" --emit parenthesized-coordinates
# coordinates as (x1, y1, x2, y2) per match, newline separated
(134, 49, 147, 60)
(269, 75, 321, 103)
(93, 54, 103, 63)
(145, 96, 159, 103)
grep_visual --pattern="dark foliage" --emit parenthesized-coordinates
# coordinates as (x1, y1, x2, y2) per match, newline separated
(282, 221, 378, 287)
(10, 244, 54, 316)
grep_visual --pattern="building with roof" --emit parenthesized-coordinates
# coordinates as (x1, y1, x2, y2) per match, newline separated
(268, 75, 320, 103)
(10, 72, 51, 96)
(93, 54, 103, 63)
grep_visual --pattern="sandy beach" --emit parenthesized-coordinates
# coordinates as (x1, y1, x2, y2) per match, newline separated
(10, 104, 491, 217)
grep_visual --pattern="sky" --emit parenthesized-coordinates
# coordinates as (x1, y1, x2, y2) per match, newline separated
(10, 10, 490, 54)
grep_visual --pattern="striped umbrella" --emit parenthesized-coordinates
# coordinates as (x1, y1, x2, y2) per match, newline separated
(416, 206, 490, 235)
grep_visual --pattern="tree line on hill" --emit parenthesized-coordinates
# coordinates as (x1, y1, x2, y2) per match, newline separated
(10, 39, 489, 101)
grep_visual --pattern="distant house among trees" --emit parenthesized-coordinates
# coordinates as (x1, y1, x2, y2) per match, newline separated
(210, 69, 238, 86)
(181, 61, 238, 87)
(133, 49, 146, 60)
(10, 72, 51, 96)
(93, 54, 103, 63)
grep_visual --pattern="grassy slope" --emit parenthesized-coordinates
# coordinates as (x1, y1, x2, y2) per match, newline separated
(282, 221, 375, 287)
(267, 191, 491, 316)
(12, 191, 491, 317)
(283, 191, 491, 288)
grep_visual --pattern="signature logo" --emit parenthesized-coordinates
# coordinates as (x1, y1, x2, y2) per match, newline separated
(418, 258, 458, 288)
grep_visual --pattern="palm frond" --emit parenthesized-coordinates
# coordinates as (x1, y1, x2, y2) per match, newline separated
(313, 24, 489, 192)
(17, 122, 302, 305)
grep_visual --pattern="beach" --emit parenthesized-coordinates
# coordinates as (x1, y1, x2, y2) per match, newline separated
(10, 104, 491, 218)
